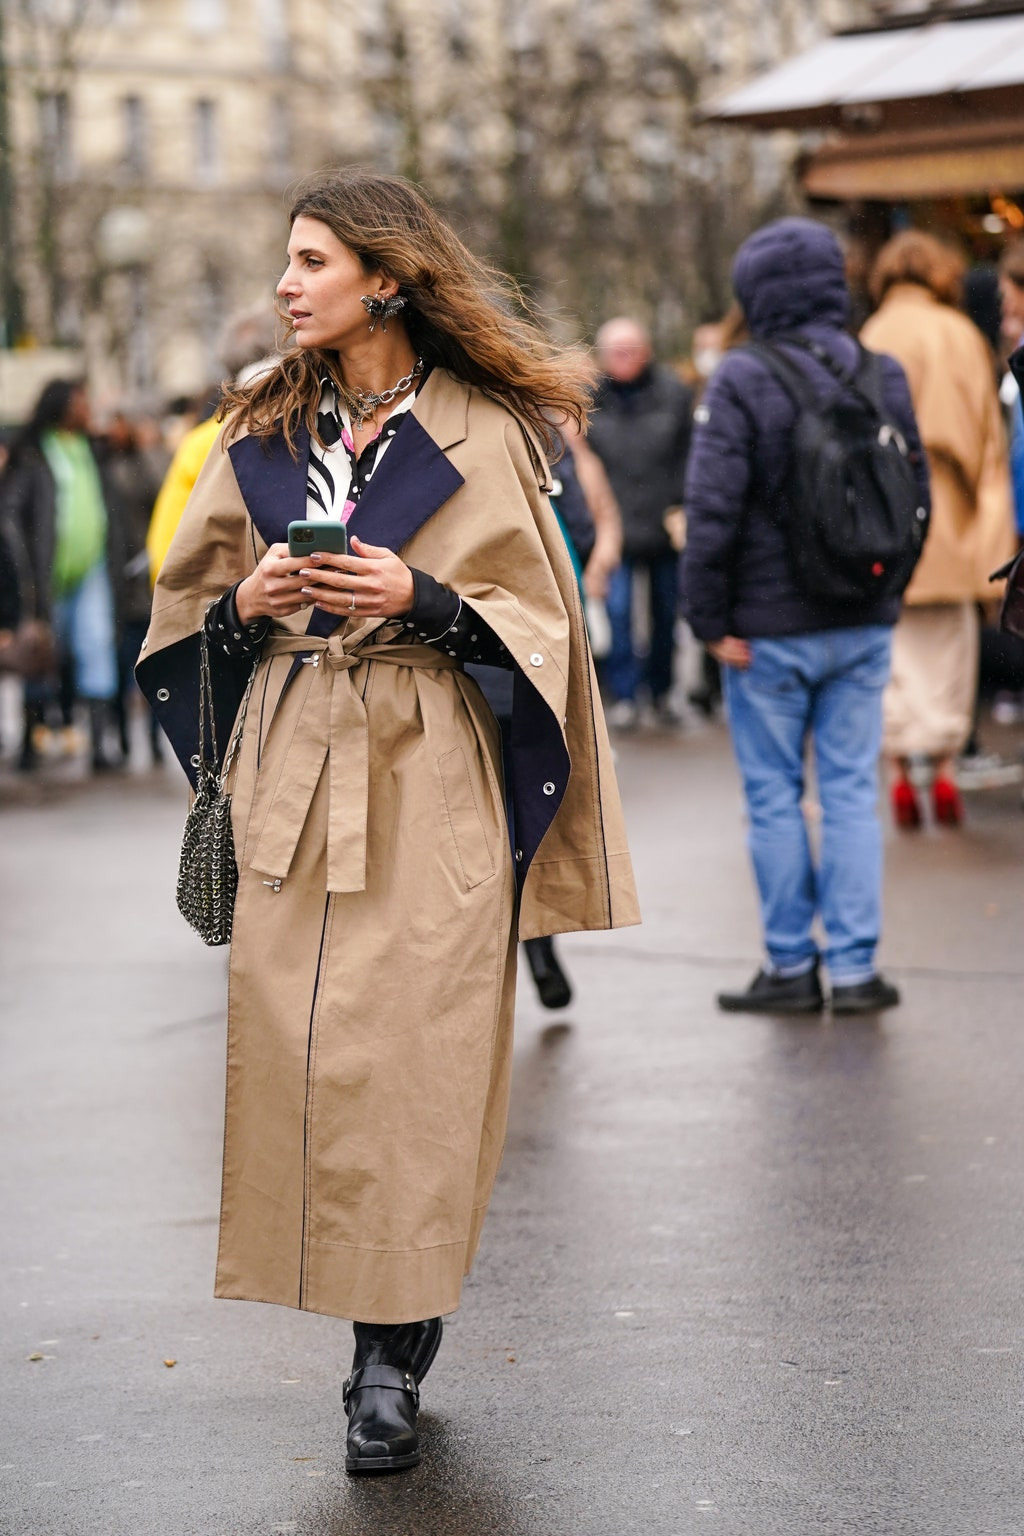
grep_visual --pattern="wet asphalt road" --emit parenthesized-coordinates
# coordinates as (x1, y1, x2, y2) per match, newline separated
(3, 717, 1024, 1536)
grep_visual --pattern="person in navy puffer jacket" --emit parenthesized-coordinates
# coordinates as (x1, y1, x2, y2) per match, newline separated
(680, 218, 929, 1017)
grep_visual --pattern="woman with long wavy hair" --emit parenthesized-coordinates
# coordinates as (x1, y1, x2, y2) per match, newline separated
(137, 168, 639, 1474)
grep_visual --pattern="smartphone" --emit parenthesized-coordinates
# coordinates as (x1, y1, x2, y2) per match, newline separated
(287, 520, 349, 559)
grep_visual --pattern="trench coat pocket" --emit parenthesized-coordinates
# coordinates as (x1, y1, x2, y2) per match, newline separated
(438, 746, 496, 890)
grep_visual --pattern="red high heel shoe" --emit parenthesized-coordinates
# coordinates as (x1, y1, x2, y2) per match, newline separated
(932, 776, 963, 827)
(891, 778, 922, 829)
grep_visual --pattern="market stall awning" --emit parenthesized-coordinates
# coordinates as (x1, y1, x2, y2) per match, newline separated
(701, 13, 1024, 130)
(800, 116, 1024, 199)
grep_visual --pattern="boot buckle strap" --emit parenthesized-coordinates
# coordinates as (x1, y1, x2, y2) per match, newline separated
(343, 1363, 419, 1408)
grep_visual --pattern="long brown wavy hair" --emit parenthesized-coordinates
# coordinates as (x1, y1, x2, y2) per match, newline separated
(222, 167, 595, 456)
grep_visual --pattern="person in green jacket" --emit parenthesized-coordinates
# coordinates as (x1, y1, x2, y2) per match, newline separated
(2, 379, 121, 771)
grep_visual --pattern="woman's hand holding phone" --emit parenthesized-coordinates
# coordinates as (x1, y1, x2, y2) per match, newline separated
(235, 544, 310, 623)
(235, 535, 415, 624)
(298, 535, 414, 620)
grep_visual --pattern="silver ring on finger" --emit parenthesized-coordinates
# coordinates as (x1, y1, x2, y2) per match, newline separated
(349, 589, 357, 612)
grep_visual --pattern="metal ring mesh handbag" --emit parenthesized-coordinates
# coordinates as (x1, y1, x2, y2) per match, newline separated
(176, 626, 256, 947)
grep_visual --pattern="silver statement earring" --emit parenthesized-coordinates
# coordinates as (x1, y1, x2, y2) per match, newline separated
(360, 293, 407, 333)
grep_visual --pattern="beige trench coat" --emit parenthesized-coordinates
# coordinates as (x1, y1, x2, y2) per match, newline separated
(861, 284, 1016, 604)
(139, 369, 640, 1324)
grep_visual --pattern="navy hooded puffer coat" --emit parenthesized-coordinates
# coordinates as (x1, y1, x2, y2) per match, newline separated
(679, 218, 930, 642)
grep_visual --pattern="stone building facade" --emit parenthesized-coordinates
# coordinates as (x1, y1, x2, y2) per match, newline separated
(3, 0, 344, 400)
(2, 0, 861, 403)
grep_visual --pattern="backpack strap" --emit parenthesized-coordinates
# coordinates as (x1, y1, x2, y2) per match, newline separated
(748, 337, 912, 468)
(775, 333, 886, 417)
(852, 348, 886, 416)
(743, 341, 823, 412)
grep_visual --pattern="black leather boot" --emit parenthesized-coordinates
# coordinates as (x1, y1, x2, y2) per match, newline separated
(17, 701, 45, 773)
(344, 1317, 442, 1474)
(524, 935, 573, 1009)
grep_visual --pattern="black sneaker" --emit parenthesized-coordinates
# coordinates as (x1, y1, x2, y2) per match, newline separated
(830, 974, 900, 1014)
(717, 966, 824, 1015)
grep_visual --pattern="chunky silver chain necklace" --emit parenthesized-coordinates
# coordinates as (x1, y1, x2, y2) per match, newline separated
(341, 357, 424, 428)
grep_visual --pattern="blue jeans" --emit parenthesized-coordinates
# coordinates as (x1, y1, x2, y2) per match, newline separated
(54, 560, 118, 701)
(723, 626, 892, 987)
(605, 553, 678, 703)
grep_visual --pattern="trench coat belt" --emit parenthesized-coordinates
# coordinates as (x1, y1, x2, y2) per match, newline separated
(249, 632, 460, 895)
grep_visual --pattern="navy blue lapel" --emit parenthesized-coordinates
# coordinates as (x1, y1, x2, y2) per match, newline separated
(227, 422, 310, 549)
(305, 412, 465, 639)
(346, 413, 464, 551)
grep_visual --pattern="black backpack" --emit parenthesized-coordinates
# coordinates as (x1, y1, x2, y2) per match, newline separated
(748, 337, 928, 603)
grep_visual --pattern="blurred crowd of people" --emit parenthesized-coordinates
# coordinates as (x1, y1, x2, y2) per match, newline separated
(591, 227, 1024, 836)
(0, 305, 278, 775)
(3, 224, 1024, 818)
(0, 378, 167, 772)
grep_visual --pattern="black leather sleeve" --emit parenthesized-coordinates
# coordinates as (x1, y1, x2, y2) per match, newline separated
(204, 582, 270, 657)
(399, 567, 512, 668)
(204, 571, 511, 668)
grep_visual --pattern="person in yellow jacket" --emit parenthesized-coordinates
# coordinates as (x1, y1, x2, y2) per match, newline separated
(147, 303, 280, 580)
(146, 411, 222, 581)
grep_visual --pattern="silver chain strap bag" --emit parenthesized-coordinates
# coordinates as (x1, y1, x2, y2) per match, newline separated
(176, 625, 257, 946)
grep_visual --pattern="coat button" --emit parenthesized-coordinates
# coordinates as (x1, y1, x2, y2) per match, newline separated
(156, 687, 170, 701)
(530, 653, 543, 666)
(543, 781, 556, 795)
(515, 848, 523, 862)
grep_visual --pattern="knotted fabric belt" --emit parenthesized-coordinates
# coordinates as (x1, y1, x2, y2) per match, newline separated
(248, 632, 460, 894)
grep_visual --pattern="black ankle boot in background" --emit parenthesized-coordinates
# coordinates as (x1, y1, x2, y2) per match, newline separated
(524, 935, 573, 1009)
(17, 701, 45, 773)
(344, 1317, 443, 1474)
(87, 700, 123, 773)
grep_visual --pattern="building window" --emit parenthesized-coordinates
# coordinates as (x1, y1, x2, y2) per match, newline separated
(443, 0, 469, 59)
(507, 7, 538, 53)
(38, 91, 72, 183)
(122, 95, 147, 179)
(258, 0, 289, 70)
(268, 98, 290, 183)
(360, 12, 395, 80)
(53, 281, 82, 347)
(445, 113, 471, 169)
(194, 98, 219, 186)
(187, 0, 224, 33)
